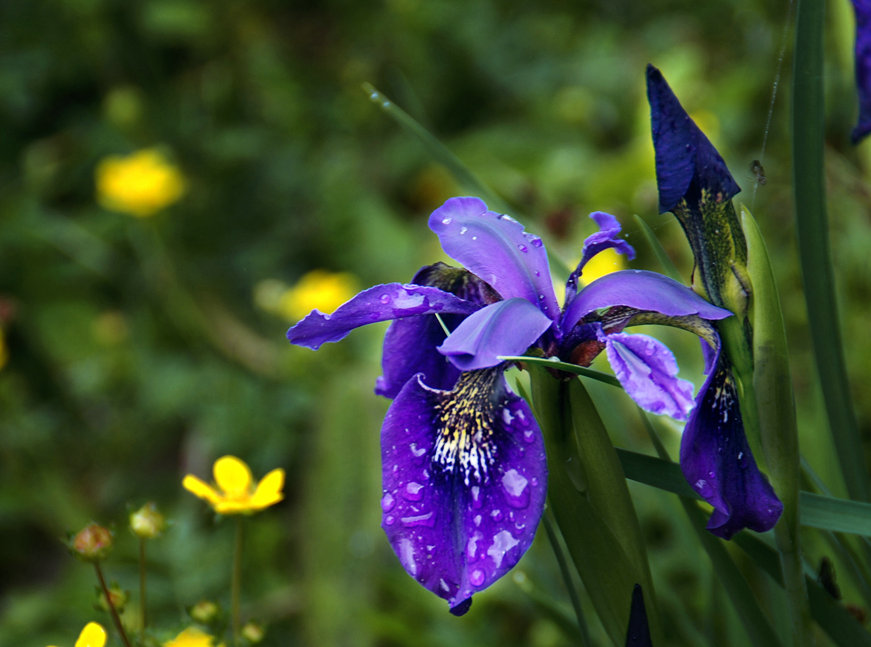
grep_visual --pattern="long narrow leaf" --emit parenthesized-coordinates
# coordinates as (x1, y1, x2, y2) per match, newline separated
(792, 0, 869, 501)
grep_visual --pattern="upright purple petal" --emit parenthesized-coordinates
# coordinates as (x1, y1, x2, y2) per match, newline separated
(287, 283, 479, 350)
(429, 198, 560, 320)
(565, 212, 636, 307)
(561, 269, 732, 334)
(852, 0, 871, 143)
(680, 352, 782, 539)
(438, 298, 553, 371)
(380, 369, 547, 613)
(646, 64, 740, 213)
(603, 331, 695, 420)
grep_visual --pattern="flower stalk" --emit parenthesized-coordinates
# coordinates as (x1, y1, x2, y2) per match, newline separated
(93, 562, 132, 647)
(232, 517, 244, 647)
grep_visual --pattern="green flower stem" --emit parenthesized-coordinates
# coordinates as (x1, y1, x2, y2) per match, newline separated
(139, 537, 148, 640)
(542, 511, 592, 647)
(94, 562, 132, 647)
(232, 516, 244, 647)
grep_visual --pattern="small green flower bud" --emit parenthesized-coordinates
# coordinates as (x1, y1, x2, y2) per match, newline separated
(70, 523, 113, 562)
(241, 621, 266, 644)
(130, 502, 165, 539)
(188, 599, 221, 624)
(96, 582, 128, 613)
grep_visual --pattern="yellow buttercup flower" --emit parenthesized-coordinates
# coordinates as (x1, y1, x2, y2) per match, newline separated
(46, 621, 107, 647)
(577, 247, 627, 285)
(163, 627, 224, 647)
(182, 456, 284, 515)
(278, 270, 357, 322)
(96, 148, 186, 217)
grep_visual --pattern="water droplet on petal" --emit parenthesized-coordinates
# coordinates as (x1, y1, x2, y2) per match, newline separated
(381, 492, 396, 512)
(487, 530, 520, 569)
(502, 469, 530, 509)
(459, 226, 468, 235)
(442, 217, 453, 225)
(410, 443, 427, 458)
(491, 509, 503, 521)
(403, 482, 425, 501)
(471, 485, 483, 509)
(531, 238, 543, 248)
(474, 514, 482, 527)
(401, 512, 435, 527)
(523, 429, 535, 444)
(384, 514, 395, 526)
(380, 294, 391, 304)
(517, 244, 528, 253)
(470, 568, 486, 587)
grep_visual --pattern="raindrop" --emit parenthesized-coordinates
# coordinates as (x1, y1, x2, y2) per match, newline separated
(472, 236, 478, 241)
(459, 226, 468, 235)
(403, 482, 425, 501)
(471, 485, 483, 509)
(323, 314, 332, 321)
(442, 217, 453, 225)
(401, 512, 435, 527)
(381, 492, 396, 512)
(491, 509, 503, 521)
(502, 469, 530, 509)
(384, 514, 395, 526)
(470, 568, 486, 587)
(522, 429, 535, 444)
(517, 244, 528, 253)
(531, 238, 543, 248)
(410, 443, 427, 458)
(474, 514, 482, 527)
(379, 294, 391, 304)
(487, 530, 519, 569)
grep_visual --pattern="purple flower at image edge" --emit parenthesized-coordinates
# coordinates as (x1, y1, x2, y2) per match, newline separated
(851, 0, 871, 143)
(289, 197, 734, 612)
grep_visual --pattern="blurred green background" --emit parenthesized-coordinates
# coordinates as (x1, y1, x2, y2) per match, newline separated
(1, 0, 870, 645)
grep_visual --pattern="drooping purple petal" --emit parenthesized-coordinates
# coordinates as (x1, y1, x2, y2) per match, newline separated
(428, 197, 560, 320)
(603, 331, 695, 421)
(376, 263, 501, 398)
(851, 0, 871, 143)
(646, 64, 740, 213)
(561, 269, 732, 334)
(680, 353, 782, 539)
(438, 298, 553, 371)
(287, 283, 479, 350)
(565, 212, 636, 307)
(380, 369, 547, 613)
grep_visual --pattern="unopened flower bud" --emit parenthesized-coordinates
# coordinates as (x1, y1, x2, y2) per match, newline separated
(188, 599, 221, 624)
(241, 621, 265, 643)
(96, 582, 128, 613)
(130, 502, 165, 539)
(70, 523, 113, 562)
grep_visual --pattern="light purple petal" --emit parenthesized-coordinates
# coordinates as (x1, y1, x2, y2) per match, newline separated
(380, 370, 547, 613)
(438, 298, 553, 371)
(604, 332, 695, 421)
(561, 270, 732, 334)
(852, 0, 871, 143)
(680, 353, 782, 539)
(429, 197, 559, 320)
(564, 212, 636, 307)
(287, 283, 479, 350)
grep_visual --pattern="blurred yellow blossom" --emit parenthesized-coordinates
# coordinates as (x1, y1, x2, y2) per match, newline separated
(96, 148, 186, 217)
(163, 627, 224, 647)
(277, 270, 357, 321)
(183, 456, 284, 515)
(577, 247, 627, 285)
(47, 621, 107, 647)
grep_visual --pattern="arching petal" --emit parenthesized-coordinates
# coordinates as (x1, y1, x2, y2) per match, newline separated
(438, 298, 553, 371)
(428, 198, 559, 319)
(604, 331, 695, 421)
(380, 370, 547, 614)
(564, 212, 636, 307)
(287, 283, 480, 350)
(561, 269, 732, 333)
(214, 456, 253, 498)
(680, 354, 782, 539)
(250, 468, 286, 510)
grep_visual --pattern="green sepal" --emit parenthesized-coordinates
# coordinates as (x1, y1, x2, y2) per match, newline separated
(528, 366, 658, 645)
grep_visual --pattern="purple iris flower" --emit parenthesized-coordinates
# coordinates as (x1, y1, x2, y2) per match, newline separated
(288, 196, 732, 612)
(647, 64, 783, 538)
(851, 0, 871, 143)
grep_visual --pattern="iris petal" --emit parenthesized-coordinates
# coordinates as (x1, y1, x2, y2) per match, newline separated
(852, 0, 871, 143)
(564, 212, 636, 307)
(438, 298, 554, 371)
(428, 197, 559, 319)
(604, 331, 695, 421)
(680, 353, 783, 539)
(646, 64, 740, 213)
(380, 370, 547, 613)
(287, 283, 479, 350)
(561, 269, 732, 333)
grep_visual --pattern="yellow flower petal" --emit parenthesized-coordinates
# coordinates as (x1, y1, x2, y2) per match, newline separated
(75, 622, 107, 647)
(250, 468, 285, 510)
(213, 456, 253, 498)
(163, 626, 222, 647)
(182, 475, 222, 506)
